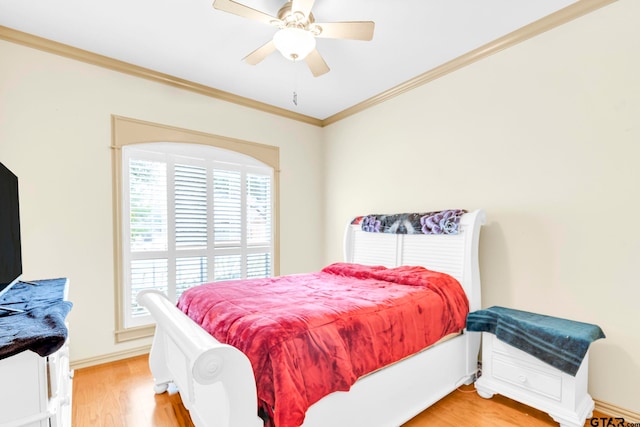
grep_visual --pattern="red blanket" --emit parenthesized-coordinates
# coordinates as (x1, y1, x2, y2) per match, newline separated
(177, 263, 469, 427)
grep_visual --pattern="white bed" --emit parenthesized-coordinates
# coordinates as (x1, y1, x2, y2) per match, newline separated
(137, 209, 485, 427)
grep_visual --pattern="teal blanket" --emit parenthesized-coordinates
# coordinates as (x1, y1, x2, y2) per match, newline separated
(467, 306, 605, 376)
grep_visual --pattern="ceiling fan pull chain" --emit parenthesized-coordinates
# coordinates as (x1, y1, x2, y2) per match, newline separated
(292, 58, 300, 106)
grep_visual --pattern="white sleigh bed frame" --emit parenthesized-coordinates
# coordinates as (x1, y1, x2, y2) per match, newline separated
(137, 209, 486, 427)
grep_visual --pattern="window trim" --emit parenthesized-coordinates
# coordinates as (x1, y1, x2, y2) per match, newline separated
(111, 115, 280, 342)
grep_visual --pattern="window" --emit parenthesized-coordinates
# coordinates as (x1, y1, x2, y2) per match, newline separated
(121, 143, 273, 329)
(112, 116, 279, 341)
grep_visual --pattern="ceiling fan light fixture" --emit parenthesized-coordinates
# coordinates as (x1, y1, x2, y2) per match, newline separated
(273, 27, 316, 61)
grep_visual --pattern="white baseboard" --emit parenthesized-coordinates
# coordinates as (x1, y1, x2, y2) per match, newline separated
(70, 345, 151, 370)
(595, 399, 640, 424)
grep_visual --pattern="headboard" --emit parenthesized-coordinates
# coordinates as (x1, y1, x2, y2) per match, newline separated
(344, 209, 486, 311)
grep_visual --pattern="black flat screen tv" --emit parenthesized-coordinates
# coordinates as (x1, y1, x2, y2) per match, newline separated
(0, 161, 22, 300)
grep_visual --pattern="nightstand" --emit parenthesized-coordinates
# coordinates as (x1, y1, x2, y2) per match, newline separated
(467, 306, 605, 427)
(475, 331, 593, 427)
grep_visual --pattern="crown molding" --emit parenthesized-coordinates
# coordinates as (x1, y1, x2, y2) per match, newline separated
(0, 25, 323, 127)
(322, 0, 617, 126)
(1, 0, 616, 128)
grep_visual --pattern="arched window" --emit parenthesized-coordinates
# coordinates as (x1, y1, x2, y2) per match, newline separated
(112, 116, 279, 341)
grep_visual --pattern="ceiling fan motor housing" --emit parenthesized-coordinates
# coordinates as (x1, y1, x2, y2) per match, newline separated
(277, 2, 322, 36)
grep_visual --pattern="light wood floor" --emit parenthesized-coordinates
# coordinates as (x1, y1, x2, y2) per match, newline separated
(72, 354, 604, 426)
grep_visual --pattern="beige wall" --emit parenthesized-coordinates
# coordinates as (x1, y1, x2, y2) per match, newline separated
(0, 39, 325, 362)
(323, 0, 639, 413)
(1, 0, 638, 416)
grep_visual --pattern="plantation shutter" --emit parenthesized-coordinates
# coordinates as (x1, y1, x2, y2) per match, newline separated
(122, 143, 274, 328)
(174, 163, 208, 299)
(246, 172, 272, 278)
(128, 159, 169, 318)
(212, 168, 242, 281)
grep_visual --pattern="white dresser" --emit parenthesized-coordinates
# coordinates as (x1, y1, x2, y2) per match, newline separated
(475, 332, 594, 427)
(0, 278, 72, 427)
(0, 344, 73, 427)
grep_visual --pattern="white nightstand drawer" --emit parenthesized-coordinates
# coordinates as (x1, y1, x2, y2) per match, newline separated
(476, 332, 594, 427)
(492, 354, 562, 401)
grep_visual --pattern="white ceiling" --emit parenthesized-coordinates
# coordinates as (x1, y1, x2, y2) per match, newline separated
(0, 0, 580, 121)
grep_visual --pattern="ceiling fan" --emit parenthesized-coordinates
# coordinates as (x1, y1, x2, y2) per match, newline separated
(212, 0, 375, 77)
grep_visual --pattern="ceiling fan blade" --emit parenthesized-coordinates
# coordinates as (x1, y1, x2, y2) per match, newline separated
(314, 21, 375, 41)
(243, 40, 277, 65)
(212, 0, 281, 26)
(291, 0, 315, 18)
(305, 48, 330, 77)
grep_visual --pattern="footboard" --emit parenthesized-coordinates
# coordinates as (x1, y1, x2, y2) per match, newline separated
(137, 290, 262, 427)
